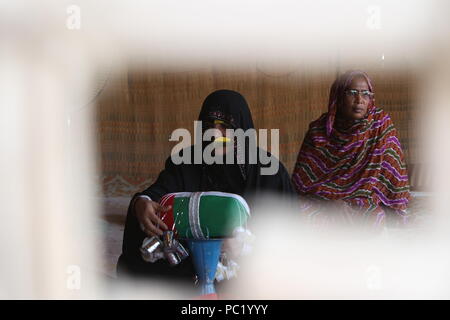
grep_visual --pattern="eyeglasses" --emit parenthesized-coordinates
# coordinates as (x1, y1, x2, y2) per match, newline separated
(344, 89, 374, 100)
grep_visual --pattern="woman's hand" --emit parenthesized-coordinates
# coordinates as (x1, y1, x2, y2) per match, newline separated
(134, 197, 171, 237)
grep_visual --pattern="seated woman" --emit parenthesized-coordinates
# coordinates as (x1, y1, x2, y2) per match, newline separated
(117, 89, 294, 283)
(291, 70, 410, 227)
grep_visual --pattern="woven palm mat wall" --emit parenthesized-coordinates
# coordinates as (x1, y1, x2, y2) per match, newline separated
(96, 67, 415, 197)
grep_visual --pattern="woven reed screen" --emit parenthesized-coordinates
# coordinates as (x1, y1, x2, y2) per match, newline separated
(96, 66, 415, 196)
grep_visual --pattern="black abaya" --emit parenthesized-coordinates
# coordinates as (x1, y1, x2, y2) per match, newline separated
(117, 90, 294, 283)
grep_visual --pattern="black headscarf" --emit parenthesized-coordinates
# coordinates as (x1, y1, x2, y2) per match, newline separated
(199, 89, 254, 193)
(117, 89, 294, 283)
(198, 89, 255, 130)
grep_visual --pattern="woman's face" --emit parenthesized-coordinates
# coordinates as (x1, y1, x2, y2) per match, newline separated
(339, 76, 372, 120)
(203, 120, 233, 156)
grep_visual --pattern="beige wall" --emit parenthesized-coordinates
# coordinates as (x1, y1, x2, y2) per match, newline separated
(96, 66, 414, 196)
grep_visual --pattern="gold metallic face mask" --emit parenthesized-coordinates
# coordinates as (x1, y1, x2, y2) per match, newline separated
(212, 119, 232, 143)
(214, 136, 231, 143)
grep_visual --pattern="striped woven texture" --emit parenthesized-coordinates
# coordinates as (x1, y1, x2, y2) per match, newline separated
(291, 107, 410, 212)
(96, 66, 415, 197)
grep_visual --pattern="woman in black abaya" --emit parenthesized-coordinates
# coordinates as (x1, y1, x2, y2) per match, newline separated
(117, 89, 294, 284)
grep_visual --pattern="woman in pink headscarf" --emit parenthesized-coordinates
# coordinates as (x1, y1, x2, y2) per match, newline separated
(291, 70, 410, 228)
